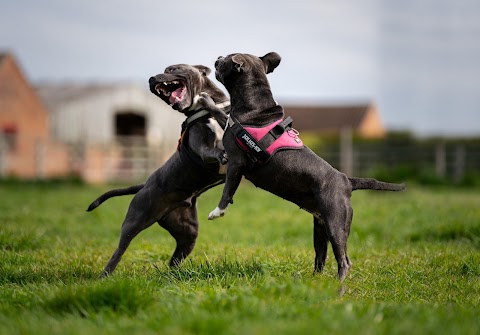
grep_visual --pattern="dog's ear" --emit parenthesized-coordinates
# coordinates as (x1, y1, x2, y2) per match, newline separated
(260, 52, 281, 74)
(232, 54, 247, 73)
(193, 65, 211, 76)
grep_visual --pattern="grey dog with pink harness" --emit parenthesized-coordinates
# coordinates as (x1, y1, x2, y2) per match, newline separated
(225, 106, 303, 164)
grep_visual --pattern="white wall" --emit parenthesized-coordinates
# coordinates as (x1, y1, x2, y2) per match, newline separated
(50, 84, 185, 149)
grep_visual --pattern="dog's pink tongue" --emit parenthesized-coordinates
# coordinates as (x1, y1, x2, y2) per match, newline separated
(169, 87, 184, 105)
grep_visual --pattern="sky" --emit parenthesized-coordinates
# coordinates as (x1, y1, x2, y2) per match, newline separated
(1, 0, 479, 136)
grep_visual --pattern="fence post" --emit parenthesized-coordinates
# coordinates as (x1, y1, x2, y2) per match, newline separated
(454, 145, 465, 183)
(0, 135, 6, 177)
(35, 139, 46, 179)
(435, 142, 446, 177)
(340, 127, 353, 176)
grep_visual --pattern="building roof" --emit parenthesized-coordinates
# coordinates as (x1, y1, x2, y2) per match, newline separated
(283, 103, 374, 133)
(35, 83, 127, 111)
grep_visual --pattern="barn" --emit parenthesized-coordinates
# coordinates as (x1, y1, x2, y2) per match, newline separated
(35, 83, 186, 182)
(36, 83, 184, 146)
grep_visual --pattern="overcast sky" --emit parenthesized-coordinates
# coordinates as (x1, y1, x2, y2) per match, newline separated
(1, 0, 479, 136)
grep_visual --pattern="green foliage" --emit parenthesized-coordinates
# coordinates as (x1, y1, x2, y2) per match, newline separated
(0, 181, 479, 334)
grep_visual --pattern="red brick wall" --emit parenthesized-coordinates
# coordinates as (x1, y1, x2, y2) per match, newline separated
(0, 53, 68, 178)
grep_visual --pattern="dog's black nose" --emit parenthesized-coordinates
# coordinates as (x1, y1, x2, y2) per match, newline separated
(149, 76, 158, 85)
(215, 56, 223, 68)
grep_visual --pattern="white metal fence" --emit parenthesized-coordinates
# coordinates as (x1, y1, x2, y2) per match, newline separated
(0, 135, 174, 183)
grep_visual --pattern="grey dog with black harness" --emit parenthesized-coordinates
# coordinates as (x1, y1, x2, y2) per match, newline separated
(87, 64, 229, 277)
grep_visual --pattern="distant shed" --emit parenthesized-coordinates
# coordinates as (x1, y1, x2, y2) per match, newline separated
(283, 102, 385, 138)
(35, 83, 186, 182)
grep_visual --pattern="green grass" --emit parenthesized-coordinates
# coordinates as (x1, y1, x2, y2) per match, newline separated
(0, 181, 479, 334)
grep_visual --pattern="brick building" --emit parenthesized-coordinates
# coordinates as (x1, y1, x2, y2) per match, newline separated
(0, 52, 69, 178)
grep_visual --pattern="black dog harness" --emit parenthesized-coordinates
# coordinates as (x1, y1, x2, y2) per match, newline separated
(177, 101, 230, 171)
(178, 100, 230, 148)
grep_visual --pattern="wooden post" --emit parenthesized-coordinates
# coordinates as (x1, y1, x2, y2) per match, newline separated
(0, 135, 6, 177)
(340, 127, 353, 176)
(35, 139, 46, 179)
(454, 145, 465, 183)
(435, 142, 446, 177)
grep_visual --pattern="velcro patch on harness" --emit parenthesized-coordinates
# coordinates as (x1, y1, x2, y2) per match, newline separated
(235, 129, 271, 162)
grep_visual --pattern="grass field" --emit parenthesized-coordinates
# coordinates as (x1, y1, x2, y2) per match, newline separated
(0, 180, 479, 334)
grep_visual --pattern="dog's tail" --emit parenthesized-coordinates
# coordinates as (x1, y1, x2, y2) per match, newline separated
(349, 177, 406, 192)
(86, 184, 145, 212)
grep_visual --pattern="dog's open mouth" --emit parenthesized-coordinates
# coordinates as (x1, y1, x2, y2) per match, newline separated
(155, 80, 187, 106)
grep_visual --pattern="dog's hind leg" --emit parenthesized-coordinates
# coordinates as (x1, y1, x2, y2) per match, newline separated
(160, 200, 199, 267)
(345, 202, 353, 269)
(317, 192, 353, 281)
(99, 208, 156, 278)
(100, 218, 156, 278)
(100, 221, 153, 278)
(313, 215, 329, 273)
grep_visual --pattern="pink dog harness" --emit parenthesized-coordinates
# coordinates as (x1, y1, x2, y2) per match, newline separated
(227, 115, 304, 164)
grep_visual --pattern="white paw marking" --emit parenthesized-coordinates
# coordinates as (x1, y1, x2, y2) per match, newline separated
(208, 206, 226, 220)
(207, 118, 228, 174)
(207, 118, 225, 150)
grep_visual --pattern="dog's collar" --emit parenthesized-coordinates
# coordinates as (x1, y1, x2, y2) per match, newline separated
(215, 100, 231, 109)
(185, 110, 211, 125)
(185, 101, 231, 126)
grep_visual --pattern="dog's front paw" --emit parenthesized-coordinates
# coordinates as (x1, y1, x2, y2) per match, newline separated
(198, 92, 215, 109)
(208, 206, 226, 220)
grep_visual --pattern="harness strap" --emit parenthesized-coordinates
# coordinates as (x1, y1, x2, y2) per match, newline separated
(257, 116, 293, 149)
(185, 110, 211, 125)
(179, 101, 231, 148)
(226, 116, 270, 164)
(214, 100, 231, 109)
(181, 101, 230, 134)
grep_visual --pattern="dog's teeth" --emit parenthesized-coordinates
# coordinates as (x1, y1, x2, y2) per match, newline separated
(172, 81, 179, 84)
(163, 82, 168, 85)
(155, 84, 162, 95)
